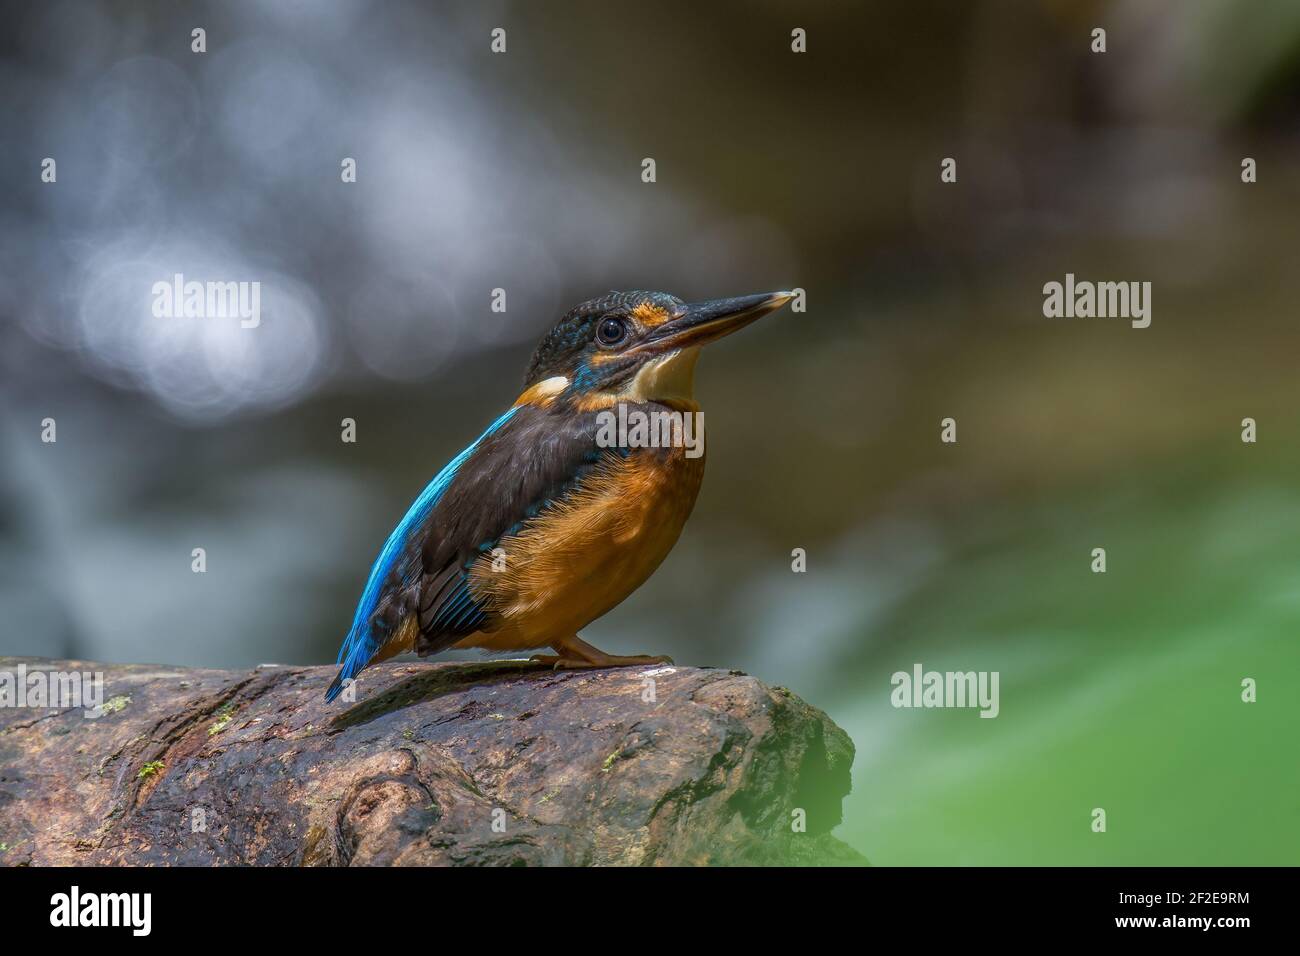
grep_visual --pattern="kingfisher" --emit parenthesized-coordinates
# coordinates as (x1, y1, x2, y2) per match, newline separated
(326, 289, 794, 702)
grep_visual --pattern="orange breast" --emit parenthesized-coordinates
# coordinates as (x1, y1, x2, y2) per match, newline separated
(460, 443, 705, 651)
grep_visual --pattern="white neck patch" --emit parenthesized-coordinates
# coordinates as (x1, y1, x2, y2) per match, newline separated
(623, 347, 700, 403)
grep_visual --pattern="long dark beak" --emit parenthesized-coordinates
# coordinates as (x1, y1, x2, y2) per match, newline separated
(641, 290, 794, 353)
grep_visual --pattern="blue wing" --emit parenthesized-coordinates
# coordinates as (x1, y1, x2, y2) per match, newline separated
(325, 407, 518, 701)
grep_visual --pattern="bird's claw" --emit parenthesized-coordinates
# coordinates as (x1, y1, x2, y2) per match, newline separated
(528, 653, 674, 671)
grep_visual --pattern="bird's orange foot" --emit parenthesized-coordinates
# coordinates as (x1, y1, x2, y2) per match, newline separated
(531, 635, 674, 670)
(529, 652, 674, 671)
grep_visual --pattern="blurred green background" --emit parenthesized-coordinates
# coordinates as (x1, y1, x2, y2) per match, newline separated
(2, 0, 1298, 864)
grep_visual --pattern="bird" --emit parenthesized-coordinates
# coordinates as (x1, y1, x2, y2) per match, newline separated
(325, 289, 794, 702)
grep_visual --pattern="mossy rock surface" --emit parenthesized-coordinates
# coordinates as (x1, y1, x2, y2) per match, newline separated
(0, 657, 862, 866)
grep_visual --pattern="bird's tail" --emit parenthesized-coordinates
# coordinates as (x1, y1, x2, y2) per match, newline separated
(324, 626, 377, 702)
(324, 669, 350, 703)
(324, 617, 416, 702)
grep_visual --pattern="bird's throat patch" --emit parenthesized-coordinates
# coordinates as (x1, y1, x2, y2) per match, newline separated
(572, 348, 700, 411)
(625, 346, 699, 404)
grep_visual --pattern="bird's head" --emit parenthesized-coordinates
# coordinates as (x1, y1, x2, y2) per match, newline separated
(520, 289, 794, 410)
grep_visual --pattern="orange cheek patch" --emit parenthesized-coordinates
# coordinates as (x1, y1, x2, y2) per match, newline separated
(631, 301, 671, 327)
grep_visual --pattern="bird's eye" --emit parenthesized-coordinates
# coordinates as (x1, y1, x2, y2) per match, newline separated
(596, 316, 627, 347)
